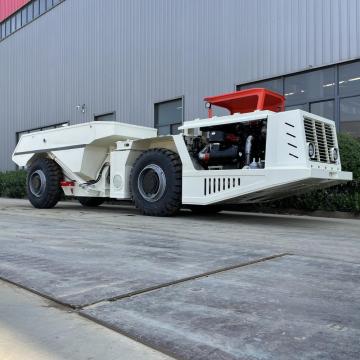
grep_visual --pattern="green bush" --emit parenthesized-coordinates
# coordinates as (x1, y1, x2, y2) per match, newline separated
(274, 133, 360, 213)
(0, 170, 27, 198)
(338, 133, 360, 179)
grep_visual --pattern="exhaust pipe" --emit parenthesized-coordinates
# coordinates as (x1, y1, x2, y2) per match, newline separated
(245, 135, 254, 166)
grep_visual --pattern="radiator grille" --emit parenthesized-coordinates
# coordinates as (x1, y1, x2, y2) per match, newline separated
(304, 118, 336, 163)
(204, 177, 241, 196)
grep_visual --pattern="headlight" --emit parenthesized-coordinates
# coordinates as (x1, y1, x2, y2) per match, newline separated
(308, 142, 316, 159)
(330, 147, 339, 163)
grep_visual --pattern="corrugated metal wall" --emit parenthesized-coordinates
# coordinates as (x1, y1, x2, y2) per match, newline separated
(1, 0, 359, 170)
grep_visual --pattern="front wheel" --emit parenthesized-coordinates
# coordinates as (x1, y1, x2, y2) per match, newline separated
(27, 158, 63, 209)
(130, 149, 182, 216)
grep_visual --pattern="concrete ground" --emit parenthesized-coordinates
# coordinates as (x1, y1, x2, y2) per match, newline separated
(0, 279, 172, 360)
(0, 198, 359, 359)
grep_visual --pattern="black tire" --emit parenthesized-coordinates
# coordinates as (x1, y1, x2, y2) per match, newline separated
(78, 197, 105, 207)
(27, 158, 63, 209)
(188, 205, 223, 214)
(130, 148, 182, 216)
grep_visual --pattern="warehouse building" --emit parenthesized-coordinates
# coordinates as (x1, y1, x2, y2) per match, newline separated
(0, 0, 359, 171)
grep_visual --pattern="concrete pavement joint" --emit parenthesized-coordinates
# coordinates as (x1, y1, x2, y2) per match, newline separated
(0, 253, 290, 311)
(0, 254, 289, 360)
(78, 309, 181, 360)
(80, 252, 291, 309)
(0, 275, 77, 310)
(77, 253, 290, 360)
(0, 278, 179, 359)
(0, 279, 174, 360)
(0, 277, 180, 359)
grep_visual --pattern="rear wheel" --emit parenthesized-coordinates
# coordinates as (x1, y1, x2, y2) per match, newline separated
(27, 158, 63, 209)
(188, 205, 223, 214)
(78, 197, 105, 207)
(130, 149, 182, 216)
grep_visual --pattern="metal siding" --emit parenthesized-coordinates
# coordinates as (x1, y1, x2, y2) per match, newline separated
(0, 0, 359, 170)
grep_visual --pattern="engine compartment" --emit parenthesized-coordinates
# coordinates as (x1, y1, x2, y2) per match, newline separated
(185, 119, 267, 170)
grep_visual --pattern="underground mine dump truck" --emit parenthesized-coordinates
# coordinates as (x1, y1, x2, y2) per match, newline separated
(13, 88, 352, 216)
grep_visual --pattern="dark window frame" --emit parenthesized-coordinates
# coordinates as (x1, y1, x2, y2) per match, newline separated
(310, 99, 336, 120)
(154, 96, 184, 135)
(93, 111, 116, 122)
(339, 95, 360, 137)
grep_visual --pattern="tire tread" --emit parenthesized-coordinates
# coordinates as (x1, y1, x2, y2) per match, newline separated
(130, 148, 182, 216)
(27, 158, 63, 209)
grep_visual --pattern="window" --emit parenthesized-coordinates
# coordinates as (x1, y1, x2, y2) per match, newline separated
(27, 3, 34, 22)
(154, 98, 183, 135)
(33, 0, 40, 17)
(10, 16, 16, 32)
(284, 68, 335, 106)
(21, 8, 27, 25)
(285, 104, 308, 112)
(47, 0, 53, 10)
(310, 100, 335, 120)
(15, 13, 22, 30)
(0, 24, 6, 39)
(0, 0, 63, 41)
(94, 112, 116, 122)
(241, 77, 283, 94)
(39, 0, 46, 14)
(339, 62, 360, 97)
(237, 59, 360, 138)
(5, 19, 11, 35)
(340, 96, 360, 137)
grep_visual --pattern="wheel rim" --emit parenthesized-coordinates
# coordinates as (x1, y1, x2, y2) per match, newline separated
(138, 164, 166, 202)
(29, 170, 46, 197)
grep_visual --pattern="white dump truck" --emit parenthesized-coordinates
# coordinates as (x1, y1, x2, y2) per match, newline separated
(13, 89, 352, 216)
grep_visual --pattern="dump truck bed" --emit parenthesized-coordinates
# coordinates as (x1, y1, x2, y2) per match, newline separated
(12, 121, 158, 173)
(13, 121, 157, 156)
